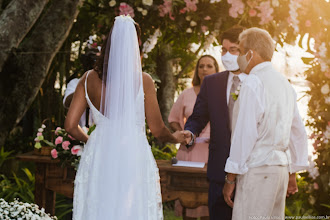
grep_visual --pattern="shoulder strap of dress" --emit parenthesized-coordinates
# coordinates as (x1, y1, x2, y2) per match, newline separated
(84, 70, 91, 97)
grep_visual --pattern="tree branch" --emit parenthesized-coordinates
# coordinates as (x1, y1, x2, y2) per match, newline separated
(0, 0, 50, 72)
(0, 0, 83, 146)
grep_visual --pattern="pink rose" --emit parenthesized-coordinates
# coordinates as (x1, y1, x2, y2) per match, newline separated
(201, 25, 208, 33)
(55, 136, 63, 145)
(305, 20, 311, 27)
(62, 141, 70, 150)
(51, 149, 58, 159)
(249, 9, 257, 17)
(71, 145, 83, 156)
(68, 135, 75, 140)
(325, 71, 330, 79)
(204, 16, 211, 20)
(34, 137, 40, 142)
(37, 132, 42, 137)
(55, 127, 61, 135)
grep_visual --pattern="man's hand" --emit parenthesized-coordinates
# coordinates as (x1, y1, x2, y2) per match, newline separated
(172, 131, 187, 144)
(182, 130, 193, 145)
(223, 182, 235, 208)
(287, 173, 298, 197)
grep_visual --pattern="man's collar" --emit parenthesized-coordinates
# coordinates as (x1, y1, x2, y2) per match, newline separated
(229, 71, 248, 82)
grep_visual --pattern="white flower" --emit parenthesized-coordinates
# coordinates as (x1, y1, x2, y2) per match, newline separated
(109, 0, 116, 7)
(210, 0, 221, 3)
(137, 7, 143, 12)
(190, 20, 197, 27)
(142, 9, 148, 16)
(325, 96, 330, 104)
(272, 0, 279, 7)
(185, 16, 191, 21)
(321, 84, 329, 95)
(142, 0, 153, 6)
(186, 28, 193, 33)
(142, 28, 162, 57)
(38, 128, 43, 132)
(318, 42, 327, 58)
(324, 125, 330, 139)
(41, 124, 46, 129)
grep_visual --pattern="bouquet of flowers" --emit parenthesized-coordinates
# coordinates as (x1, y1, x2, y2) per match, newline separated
(0, 198, 57, 220)
(51, 125, 95, 170)
(34, 124, 55, 150)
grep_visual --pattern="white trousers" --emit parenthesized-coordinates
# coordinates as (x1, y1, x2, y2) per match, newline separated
(232, 165, 289, 220)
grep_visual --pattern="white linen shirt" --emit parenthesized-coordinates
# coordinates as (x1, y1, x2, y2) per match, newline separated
(225, 62, 309, 175)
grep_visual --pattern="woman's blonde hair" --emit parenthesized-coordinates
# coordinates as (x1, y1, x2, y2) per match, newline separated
(239, 27, 275, 61)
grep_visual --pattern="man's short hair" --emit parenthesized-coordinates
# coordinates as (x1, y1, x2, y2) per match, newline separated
(239, 27, 275, 61)
(219, 26, 245, 44)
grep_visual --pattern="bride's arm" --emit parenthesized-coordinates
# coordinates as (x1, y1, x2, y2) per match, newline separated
(143, 73, 184, 143)
(64, 76, 89, 143)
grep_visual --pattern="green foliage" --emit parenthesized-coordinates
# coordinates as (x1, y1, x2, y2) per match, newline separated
(0, 146, 14, 168)
(0, 168, 35, 203)
(285, 176, 317, 216)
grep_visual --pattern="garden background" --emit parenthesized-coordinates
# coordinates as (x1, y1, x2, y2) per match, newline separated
(0, 0, 329, 219)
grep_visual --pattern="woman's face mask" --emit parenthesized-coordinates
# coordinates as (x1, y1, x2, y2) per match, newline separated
(237, 50, 253, 73)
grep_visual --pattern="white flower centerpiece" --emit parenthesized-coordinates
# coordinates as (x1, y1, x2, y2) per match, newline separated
(0, 198, 57, 220)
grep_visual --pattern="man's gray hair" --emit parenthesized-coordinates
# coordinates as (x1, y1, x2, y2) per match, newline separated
(239, 27, 275, 61)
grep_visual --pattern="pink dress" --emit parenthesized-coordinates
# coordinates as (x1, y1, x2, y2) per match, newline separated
(168, 87, 210, 218)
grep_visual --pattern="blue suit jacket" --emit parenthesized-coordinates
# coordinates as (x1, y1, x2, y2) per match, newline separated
(185, 71, 231, 183)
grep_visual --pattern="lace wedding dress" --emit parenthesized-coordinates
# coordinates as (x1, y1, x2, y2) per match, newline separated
(72, 16, 163, 220)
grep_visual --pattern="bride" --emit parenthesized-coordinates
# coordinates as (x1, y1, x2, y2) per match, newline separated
(64, 15, 185, 219)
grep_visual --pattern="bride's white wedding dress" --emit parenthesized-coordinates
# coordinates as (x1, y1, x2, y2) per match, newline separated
(72, 72, 163, 219)
(72, 16, 164, 219)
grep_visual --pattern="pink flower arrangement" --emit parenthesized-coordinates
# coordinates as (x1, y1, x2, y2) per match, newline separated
(256, 1, 274, 25)
(119, 3, 135, 18)
(227, 0, 245, 18)
(62, 141, 70, 150)
(51, 149, 58, 159)
(55, 136, 63, 145)
(180, 0, 197, 14)
(159, 0, 175, 20)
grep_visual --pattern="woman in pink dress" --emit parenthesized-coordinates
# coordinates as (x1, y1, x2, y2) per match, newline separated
(168, 55, 219, 220)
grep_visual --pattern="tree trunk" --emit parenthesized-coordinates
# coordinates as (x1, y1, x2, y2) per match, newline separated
(155, 44, 176, 127)
(0, 0, 50, 72)
(0, 0, 83, 147)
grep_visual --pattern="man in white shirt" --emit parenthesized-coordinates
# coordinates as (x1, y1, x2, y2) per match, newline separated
(223, 27, 309, 219)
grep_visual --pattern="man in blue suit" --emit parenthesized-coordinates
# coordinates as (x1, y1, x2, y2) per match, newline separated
(184, 26, 246, 220)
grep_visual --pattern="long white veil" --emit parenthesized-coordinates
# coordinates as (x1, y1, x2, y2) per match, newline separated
(82, 15, 163, 219)
(100, 15, 142, 123)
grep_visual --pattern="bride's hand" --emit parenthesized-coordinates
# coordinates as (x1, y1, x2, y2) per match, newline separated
(172, 131, 187, 144)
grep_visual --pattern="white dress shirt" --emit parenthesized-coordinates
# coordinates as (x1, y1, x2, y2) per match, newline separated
(225, 62, 309, 175)
(226, 72, 247, 104)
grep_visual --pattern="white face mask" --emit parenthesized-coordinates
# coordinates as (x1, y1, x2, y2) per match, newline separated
(221, 52, 240, 71)
(237, 50, 253, 73)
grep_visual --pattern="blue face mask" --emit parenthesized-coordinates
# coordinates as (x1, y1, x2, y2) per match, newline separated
(237, 50, 253, 73)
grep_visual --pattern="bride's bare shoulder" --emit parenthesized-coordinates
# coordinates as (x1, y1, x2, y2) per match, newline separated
(142, 72, 155, 92)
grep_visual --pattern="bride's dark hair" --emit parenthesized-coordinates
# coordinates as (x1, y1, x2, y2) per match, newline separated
(94, 22, 142, 79)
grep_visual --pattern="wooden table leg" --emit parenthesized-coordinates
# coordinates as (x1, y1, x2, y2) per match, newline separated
(35, 163, 56, 215)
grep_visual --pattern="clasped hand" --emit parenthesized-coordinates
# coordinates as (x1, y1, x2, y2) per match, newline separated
(172, 130, 193, 145)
